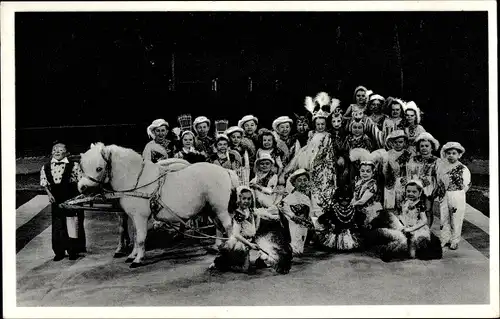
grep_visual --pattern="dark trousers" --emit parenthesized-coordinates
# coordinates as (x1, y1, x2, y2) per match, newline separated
(51, 205, 87, 255)
(51, 204, 69, 256)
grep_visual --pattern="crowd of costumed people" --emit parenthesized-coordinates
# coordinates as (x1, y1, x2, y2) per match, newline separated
(109, 86, 472, 272)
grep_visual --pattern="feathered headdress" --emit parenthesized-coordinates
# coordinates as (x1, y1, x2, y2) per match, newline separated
(304, 92, 341, 121)
(349, 148, 388, 168)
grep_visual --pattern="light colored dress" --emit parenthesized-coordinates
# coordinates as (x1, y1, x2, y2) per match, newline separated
(250, 172, 280, 208)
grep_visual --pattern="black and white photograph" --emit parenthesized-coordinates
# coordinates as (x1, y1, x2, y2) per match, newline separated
(2, 1, 498, 318)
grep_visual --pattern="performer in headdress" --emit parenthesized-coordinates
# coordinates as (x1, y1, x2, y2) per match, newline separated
(284, 92, 340, 229)
(344, 85, 372, 119)
(403, 101, 426, 155)
(406, 132, 440, 226)
(366, 94, 387, 131)
(435, 142, 471, 250)
(193, 116, 215, 158)
(210, 133, 242, 170)
(142, 119, 177, 163)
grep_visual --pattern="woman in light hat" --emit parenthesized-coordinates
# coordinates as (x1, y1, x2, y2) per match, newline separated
(366, 94, 387, 131)
(143, 119, 177, 163)
(174, 130, 207, 163)
(406, 132, 440, 226)
(193, 116, 215, 158)
(403, 101, 426, 155)
(278, 169, 315, 256)
(210, 134, 242, 170)
(250, 152, 281, 208)
(383, 130, 413, 211)
(435, 142, 471, 250)
(344, 85, 372, 119)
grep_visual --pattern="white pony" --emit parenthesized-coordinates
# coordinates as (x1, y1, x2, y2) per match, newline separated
(78, 143, 239, 268)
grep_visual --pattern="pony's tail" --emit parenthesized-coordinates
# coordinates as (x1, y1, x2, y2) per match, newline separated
(226, 169, 241, 190)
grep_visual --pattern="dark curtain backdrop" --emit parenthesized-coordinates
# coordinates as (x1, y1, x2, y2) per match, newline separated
(15, 12, 488, 157)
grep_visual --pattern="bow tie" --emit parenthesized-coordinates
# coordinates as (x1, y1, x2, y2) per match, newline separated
(53, 161, 66, 165)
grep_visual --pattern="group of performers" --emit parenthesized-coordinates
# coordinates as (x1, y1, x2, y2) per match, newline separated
(143, 85, 472, 273)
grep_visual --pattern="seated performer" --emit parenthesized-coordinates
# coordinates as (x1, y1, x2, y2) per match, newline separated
(209, 186, 264, 274)
(366, 180, 442, 262)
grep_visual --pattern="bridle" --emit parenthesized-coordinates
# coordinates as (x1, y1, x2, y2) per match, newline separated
(80, 148, 112, 186)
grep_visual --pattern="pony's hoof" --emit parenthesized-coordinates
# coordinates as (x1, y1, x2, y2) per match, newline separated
(113, 252, 127, 258)
(130, 262, 142, 269)
(125, 257, 134, 263)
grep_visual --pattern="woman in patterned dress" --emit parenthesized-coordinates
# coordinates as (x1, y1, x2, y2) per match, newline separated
(406, 132, 440, 226)
(142, 119, 177, 163)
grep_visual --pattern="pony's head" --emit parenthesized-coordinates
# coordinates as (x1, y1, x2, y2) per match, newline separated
(78, 142, 112, 194)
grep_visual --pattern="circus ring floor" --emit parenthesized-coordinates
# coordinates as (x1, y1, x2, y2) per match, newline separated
(14, 196, 491, 307)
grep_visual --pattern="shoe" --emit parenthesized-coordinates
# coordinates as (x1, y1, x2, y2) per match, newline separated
(68, 253, 81, 260)
(53, 254, 65, 261)
(449, 243, 458, 250)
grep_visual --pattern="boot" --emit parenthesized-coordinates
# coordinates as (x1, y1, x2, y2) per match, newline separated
(68, 238, 82, 260)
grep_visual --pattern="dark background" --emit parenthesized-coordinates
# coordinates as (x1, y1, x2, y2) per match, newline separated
(15, 12, 489, 158)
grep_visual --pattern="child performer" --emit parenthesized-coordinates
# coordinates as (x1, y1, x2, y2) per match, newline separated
(174, 130, 207, 163)
(349, 148, 385, 229)
(272, 116, 295, 167)
(193, 116, 215, 158)
(366, 94, 387, 131)
(381, 97, 406, 138)
(278, 169, 315, 256)
(238, 114, 260, 151)
(210, 134, 242, 170)
(143, 119, 176, 163)
(250, 152, 281, 208)
(209, 186, 261, 273)
(403, 101, 426, 155)
(292, 113, 311, 150)
(343, 119, 374, 153)
(317, 186, 361, 251)
(40, 141, 85, 261)
(256, 128, 285, 176)
(436, 142, 471, 250)
(344, 85, 372, 119)
(384, 130, 412, 210)
(406, 132, 440, 226)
